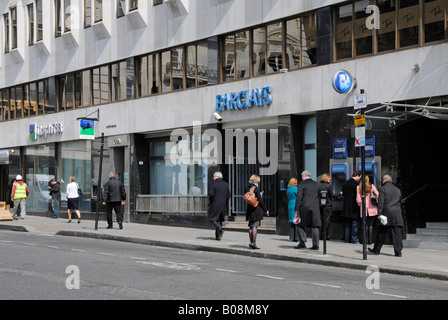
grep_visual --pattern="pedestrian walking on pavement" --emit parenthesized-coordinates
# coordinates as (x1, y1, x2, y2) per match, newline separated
(341, 170, 362, 244)
(66, 176, 81, 223)
(294, 170, 320, 250)
(245, 174, 269, 250)
(103, 172, 126, 230)
(48, 179, 61, 219)
(287, 178, 298, 241)
(11, 175, 29, 220)
(207, 172, 230, 240)
(369, 175, 404, 257)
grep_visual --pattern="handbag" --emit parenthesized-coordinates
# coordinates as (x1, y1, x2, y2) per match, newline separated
(293, 210, 301, 224)
(243, 186, 259, 208)
(371, 191, 378, 206)
(77, 183, 83, 197)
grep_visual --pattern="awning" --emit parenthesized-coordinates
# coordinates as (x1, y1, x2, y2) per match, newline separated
(348, 102, 448, 131)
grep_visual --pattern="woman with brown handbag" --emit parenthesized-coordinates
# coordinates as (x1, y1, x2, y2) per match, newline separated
(244, 174, 269, 250)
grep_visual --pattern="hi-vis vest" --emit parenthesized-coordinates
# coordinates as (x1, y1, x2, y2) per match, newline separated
(13, 183, 27, 200)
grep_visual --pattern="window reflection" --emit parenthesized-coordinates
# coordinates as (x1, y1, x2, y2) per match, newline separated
(253, 27, 266, 76)
(336, 3, 353, 60)
(354, 0, 373, 56)
(424, 0, 446, 43)
(399, 0, 419, 48)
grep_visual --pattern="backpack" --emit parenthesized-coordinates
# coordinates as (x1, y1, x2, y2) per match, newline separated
(244, 186, 259, 208)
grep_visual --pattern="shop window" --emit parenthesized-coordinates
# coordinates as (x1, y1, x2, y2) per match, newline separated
(399, 0, 419, 48)
(302, 13, 317, 66)
(24, 145, 56, 213)
(59, 141, 92, 213)
(304, 117, 317, 181)
(149, 138, 208, 196)
(38, 80, 50, 114)
(286, 14, 317, 69)
(424, 0, 447, 43)
(336, 3, 353, 60)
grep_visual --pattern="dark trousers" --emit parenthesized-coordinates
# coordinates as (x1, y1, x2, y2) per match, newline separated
(211, 220, 223, 239)
(373, 225, 403, 255)
(106, 202, 123, 227)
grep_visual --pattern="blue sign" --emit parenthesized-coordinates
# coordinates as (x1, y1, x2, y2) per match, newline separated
(333, 138, 348, 159)
(216, 87, 273, 112)
(332, 70, 354, 94)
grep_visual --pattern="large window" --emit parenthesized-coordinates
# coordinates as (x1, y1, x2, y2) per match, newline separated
(25, 145, 56, 213)
(150, 138, 208, 196)
(424, 0, 447, 42)
(58, 141, 92, 212)
(93, 66, 110, 105)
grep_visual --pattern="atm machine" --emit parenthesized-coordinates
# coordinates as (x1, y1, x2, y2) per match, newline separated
(330, 138, 354, 212)
(356, 136, 381, 187)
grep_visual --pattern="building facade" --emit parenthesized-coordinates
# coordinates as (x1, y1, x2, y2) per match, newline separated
(0, 0, 447, 235)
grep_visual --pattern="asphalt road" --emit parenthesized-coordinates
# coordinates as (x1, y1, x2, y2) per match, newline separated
(1, 230, 447, 302)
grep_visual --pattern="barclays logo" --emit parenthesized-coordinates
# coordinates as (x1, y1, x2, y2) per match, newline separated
(332, 70, 355, 95)
(216, 87, 273, 112)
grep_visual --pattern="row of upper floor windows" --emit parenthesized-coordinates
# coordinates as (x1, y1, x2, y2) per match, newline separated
(1, 0, 447, 122)
(3, 0, 162, 52)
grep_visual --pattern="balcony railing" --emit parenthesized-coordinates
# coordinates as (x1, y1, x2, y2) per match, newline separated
(136, 195, 209, 216)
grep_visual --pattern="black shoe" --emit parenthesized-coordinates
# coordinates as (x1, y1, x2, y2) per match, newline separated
(106, 225, 113, 229)
(294, 242, 306, 249)
(368, 248, 379, 255)
(395, 252, 402, 257)
(217, 230, 224, 241)
(310, 246, 319, 250)
(250, 244, 260, 250)
(119, 223, 123, 230)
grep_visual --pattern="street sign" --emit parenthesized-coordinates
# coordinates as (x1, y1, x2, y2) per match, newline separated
(355, 126, 366, 148)
(354, 93, 367, 110)
(354, 114, 366, 126)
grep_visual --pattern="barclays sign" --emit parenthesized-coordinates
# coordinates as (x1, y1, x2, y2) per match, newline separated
(216, 87, 273, 112)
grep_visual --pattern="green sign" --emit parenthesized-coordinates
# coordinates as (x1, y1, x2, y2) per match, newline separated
(80, 120, 95, 140)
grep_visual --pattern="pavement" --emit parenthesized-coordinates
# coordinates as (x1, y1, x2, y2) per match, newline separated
(1, 215, 447, 281)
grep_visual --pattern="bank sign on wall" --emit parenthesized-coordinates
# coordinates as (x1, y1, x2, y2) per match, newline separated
(29, 123, 64, 141)
(216, 87, 273, 111)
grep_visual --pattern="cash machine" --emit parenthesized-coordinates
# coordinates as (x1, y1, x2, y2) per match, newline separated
(356, 136, 381, 187)
(330, 138, 353, 211)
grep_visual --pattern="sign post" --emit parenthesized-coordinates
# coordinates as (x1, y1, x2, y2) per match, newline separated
(355, 90, 368, 260)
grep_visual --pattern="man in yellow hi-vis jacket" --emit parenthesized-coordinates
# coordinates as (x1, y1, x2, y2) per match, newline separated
(11, 175, 29, 220)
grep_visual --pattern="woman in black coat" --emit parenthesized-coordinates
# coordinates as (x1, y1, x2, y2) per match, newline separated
(245, 174, 269, 250)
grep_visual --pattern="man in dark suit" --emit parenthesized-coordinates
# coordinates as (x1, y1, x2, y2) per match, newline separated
(208, 172, 230, 240)
(294, 170, 321, 250)
(103, 172, 126, 229)
(369, 175, 404, 257)
(341, 170, 361, 243)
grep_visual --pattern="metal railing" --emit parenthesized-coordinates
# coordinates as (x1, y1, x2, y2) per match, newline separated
(136, 195, 208, 216)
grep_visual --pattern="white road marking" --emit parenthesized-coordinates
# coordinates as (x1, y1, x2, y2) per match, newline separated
(256, 274, 284, 280)
(71, 249, 85, 252)
(216, 268, 238, 273)
(373, 292, 407, 299)
(98, 252, 114, 256)
(312, 283, 342, 289)
(47, 246, 59, 249)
